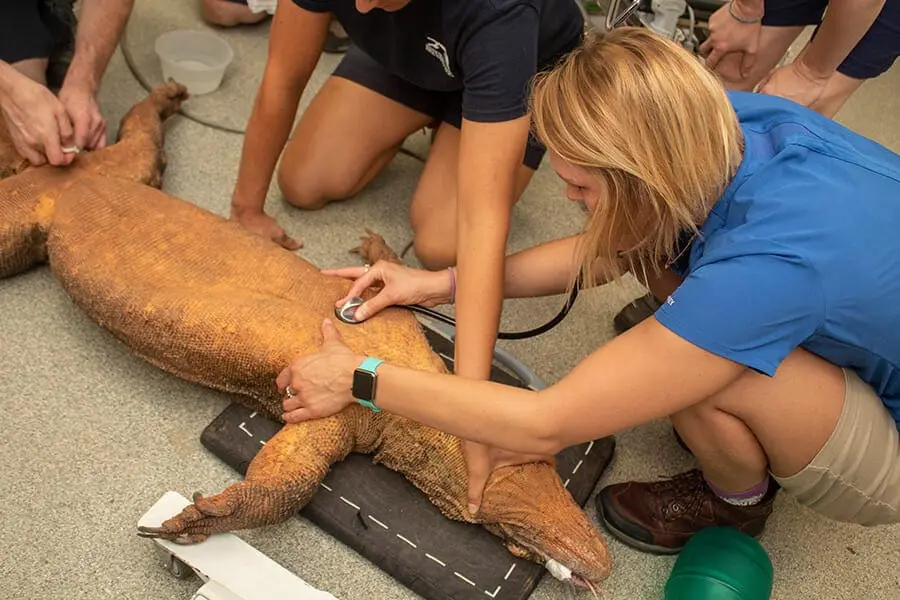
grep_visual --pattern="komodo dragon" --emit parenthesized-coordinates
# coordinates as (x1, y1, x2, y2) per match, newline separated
(0, 82, 611, 591)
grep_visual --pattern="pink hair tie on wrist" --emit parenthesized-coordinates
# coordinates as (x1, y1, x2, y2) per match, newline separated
(448, 267, 456, 304)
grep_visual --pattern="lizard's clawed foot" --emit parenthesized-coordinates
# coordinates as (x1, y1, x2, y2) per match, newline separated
(350, 229, 400, 265)
(137, 482, 297, 544)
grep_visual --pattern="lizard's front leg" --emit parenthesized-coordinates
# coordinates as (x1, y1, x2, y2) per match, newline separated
(138, 407, 371, 543)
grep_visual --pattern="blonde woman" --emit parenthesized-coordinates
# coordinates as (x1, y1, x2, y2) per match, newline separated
(276, 27, 900, 553)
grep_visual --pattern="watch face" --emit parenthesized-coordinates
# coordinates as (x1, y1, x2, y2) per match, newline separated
(352, 370, 377, 401)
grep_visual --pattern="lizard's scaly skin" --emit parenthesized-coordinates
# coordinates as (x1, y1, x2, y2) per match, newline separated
(0, 84, 612, 586)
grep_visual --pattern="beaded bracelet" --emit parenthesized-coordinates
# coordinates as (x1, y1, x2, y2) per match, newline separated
(728, 0, 764, 23)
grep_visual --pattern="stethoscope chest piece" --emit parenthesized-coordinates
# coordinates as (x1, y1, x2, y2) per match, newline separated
(334, 296, 366, 324)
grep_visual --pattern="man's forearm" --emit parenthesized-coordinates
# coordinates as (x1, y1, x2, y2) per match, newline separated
(798, 0, 886, 78)
(65, 0, 135, 93)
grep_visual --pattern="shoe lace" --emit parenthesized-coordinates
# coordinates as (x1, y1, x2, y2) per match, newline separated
(652, 470, 709, 521)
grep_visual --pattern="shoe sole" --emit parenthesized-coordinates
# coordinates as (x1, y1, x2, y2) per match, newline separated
(595, 498, 684, 555)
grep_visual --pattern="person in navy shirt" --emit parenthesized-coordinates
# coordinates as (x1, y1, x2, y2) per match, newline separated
(229, 0, 583, 484)
(277, 27, 900, 557)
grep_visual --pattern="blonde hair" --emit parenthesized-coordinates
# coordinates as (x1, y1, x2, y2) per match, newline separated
(530, 27, 743, 288)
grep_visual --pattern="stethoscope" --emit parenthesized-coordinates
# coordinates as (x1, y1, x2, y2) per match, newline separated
(334, 275, 582, 340)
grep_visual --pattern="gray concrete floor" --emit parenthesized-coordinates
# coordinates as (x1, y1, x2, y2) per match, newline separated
(1, 30, 899, 600)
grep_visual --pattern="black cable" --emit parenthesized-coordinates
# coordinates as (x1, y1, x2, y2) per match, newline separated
(404, 278, 581, 340)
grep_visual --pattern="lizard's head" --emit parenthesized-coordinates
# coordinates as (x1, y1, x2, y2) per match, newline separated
(479, 461, 612, 591)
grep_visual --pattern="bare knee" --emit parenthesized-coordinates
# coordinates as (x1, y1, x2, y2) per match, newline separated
(276, 159, 359, 211)
(412, 232, 457, 270)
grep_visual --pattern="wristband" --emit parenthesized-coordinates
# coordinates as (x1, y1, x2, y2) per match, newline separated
(352, 357, 384, 412)
(728, 0, 764, 23)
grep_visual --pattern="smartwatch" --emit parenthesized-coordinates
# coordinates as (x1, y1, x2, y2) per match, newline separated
(352, 357, 384, 412)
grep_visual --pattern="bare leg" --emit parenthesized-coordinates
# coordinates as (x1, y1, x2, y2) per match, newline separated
(598, 348, 846, 553)
(409, 122, 534, 269)
(674, 348, 845, 490)
(200, 0, 268, 27)
(276, 77, 432, 210)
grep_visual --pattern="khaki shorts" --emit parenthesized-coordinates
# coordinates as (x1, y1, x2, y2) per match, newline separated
(774, 369, 900, 526)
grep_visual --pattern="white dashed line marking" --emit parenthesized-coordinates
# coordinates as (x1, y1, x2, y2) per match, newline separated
(426, 554, 446, 567)
(572, 460, 583, 474)
(396, 534, 417, 548)
(340, 497, 360, 510)
(585, 440, 594, 456)
(368, 516, 389, 530)
(320, 483, 332, 492)
(249, 411, 258, 419)
(455, 573, 476, 586)
(259, 440, 266, 446)
(238, 422, 252, 436)
(485, 586, 502, 598)
(563, 478, 570, 488)
(504, 564, 516, 580)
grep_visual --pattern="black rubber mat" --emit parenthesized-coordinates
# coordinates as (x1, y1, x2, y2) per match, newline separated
(201, 324, 616, 600)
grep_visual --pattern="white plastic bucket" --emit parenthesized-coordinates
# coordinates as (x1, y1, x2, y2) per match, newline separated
(154, 29, 234, 95)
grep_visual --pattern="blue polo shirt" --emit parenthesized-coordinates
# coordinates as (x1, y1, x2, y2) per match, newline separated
(655, 91, 900, 427)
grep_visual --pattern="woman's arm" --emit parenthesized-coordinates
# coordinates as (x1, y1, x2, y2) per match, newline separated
(283, 316, 745, 455)
(454, 117, 530, 379)
(795, 0, 887, 79)
(326, 233, 592, 320)
(230, 1, 331, 217)
(372, 317, 745, 453)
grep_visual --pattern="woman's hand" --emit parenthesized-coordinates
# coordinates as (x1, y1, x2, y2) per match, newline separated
(757, 59, 831, 109)
(230, 206, 302, 251)
(464, 441, 555, 516)
(323, 261, 453, 322)
(277, 319, 364, 423)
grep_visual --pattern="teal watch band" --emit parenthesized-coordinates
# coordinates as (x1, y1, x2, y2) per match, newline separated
(353, 357, 384, 412)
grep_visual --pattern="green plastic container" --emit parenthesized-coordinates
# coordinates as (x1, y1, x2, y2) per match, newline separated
(665, 527, 774, 600)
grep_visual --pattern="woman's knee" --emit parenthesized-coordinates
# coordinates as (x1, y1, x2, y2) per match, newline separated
(411, 230, 457, 270)
(276, 158, 358, 211)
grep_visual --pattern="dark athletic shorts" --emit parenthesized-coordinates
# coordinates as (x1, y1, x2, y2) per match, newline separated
(762, 0, 899, 79)
(332, 45, 547, 170)
(0, 1, 55, 64)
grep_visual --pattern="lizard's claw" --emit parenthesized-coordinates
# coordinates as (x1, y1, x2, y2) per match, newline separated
(136, 483, 297, 545)
(136, 490, 239, 544)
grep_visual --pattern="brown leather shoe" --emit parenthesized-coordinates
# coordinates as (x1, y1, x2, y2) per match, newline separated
(596, 469, 777, 554)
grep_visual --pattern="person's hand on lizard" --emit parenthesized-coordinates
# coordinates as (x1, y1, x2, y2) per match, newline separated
(230, 205, 302, 251)
(58, 81, 107, 152)
(323, 260, 454, 322)
(757, 58, 831, 109)
(0, 67, 76, 167)
(463, 441, 555, 517)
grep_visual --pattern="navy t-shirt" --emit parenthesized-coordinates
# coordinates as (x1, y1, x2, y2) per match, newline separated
(655, 91, 900, 427)
(291, 0, 584, 123)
